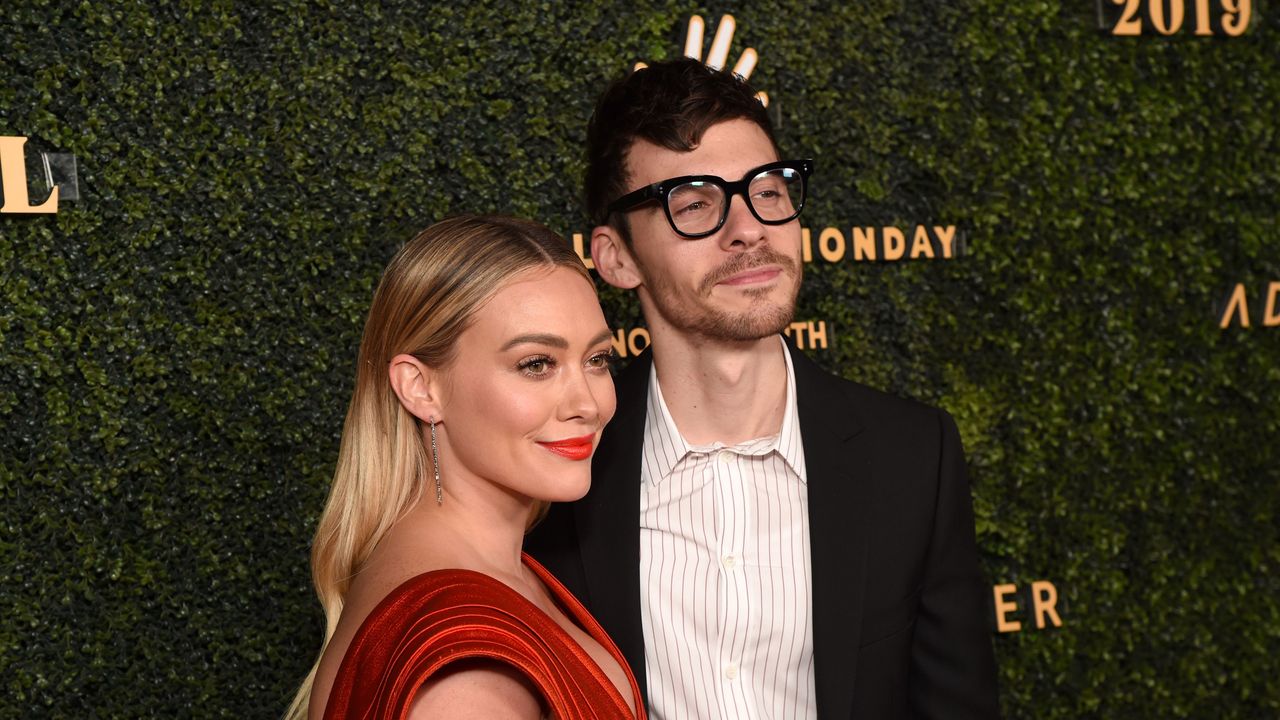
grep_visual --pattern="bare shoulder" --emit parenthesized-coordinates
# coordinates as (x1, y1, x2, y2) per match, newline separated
(407, 659, 545, 720)
(310, 530, 457, 718)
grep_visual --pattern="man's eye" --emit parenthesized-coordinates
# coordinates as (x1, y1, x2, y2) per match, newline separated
(673, 200, 710, 216)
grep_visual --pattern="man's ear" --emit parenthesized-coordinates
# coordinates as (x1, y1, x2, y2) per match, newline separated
(388, 354, 444, 422)
(591, 225, 644, 290)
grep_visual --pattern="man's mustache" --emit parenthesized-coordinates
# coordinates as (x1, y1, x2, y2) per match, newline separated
(700, 249, 798, 294)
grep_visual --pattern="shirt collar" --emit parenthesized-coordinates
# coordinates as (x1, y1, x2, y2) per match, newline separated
(643, 336, 807, 484)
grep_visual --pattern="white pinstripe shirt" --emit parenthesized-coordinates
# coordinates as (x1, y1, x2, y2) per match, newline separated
(639, 343, 817, 720)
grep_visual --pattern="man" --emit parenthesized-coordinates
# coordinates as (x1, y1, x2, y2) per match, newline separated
(527, 58, 999, 719)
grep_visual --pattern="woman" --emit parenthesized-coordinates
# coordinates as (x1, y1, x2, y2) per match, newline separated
(286, 215, 644, 719)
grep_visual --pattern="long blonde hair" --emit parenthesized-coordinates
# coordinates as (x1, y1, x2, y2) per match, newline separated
(285, 215, 591, 719)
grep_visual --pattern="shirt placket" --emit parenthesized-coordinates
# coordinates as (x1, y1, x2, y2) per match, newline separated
(712, 447, 755, 719)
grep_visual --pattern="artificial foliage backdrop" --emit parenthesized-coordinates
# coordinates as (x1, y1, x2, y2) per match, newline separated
(1, 1, 1277, 717)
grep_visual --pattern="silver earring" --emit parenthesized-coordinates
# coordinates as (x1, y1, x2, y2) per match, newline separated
(429, 418, 443, 505)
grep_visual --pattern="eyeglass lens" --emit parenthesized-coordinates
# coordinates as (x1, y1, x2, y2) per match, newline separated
(667, 167, 805, 236)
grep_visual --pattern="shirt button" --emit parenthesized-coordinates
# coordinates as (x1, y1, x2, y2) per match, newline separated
(723, 663, 739, 680)
(717, 450, 734, 464)
(722, 554, 739, 569)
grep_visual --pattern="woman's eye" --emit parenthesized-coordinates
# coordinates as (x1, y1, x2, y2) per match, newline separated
(587, 350, 617, 369)
(518, 356, 555, 376)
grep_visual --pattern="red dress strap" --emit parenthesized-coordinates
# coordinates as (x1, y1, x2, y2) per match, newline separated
(522, 553, 647, 716)
(321, 555, 645, 719)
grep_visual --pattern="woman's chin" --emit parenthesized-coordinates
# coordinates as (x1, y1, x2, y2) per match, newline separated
(535, 474, 592, 504)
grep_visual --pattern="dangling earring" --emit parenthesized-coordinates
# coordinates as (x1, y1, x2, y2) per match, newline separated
(429, 418, 443, 505)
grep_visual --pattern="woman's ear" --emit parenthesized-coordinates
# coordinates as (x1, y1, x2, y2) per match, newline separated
(388, 354, 443, 422)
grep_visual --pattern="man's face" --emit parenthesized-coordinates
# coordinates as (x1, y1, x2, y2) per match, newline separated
(620, 119, 803, 343)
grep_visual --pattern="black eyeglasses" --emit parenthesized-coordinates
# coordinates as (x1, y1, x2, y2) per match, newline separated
(607, 159, 814, 239)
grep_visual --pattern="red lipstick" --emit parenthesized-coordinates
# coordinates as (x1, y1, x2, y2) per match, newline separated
(538, 435, 595, 461)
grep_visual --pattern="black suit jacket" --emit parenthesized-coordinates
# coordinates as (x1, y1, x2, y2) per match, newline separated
(526, 342, 1000, 719)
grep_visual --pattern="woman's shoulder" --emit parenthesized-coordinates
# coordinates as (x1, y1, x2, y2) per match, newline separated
(338, 563, 555, 667)
(309, 536, 527, 712)
(320, 566, 564, 719)
(350, 565, 532, 637)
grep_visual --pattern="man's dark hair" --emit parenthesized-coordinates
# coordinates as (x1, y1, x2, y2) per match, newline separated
(584, 57, 779, 231)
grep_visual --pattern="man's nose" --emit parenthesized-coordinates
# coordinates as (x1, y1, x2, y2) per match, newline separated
(717, 193, 768, 250)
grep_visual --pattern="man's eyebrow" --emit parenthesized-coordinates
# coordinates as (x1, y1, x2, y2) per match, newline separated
(500, 330, 616, 352)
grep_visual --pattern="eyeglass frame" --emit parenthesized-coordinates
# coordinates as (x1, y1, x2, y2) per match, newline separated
(606, 158, 815, 239)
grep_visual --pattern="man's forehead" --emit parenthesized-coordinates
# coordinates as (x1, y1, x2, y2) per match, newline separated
(621, 119, 782, 188)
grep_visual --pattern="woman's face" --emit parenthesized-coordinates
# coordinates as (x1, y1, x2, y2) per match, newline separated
(436, 266, 616, 504)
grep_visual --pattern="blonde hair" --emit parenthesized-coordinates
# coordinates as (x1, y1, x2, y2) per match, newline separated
(285, 215, 591, 719)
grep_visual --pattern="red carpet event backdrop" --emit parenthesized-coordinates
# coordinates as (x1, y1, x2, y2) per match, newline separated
(1, 1, 1276, 717)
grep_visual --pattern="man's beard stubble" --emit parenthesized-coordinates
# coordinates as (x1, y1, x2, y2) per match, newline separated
(645, 247, 802, 343)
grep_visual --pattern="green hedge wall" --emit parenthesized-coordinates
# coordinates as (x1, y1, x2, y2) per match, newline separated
(2, 1, 1276, 717)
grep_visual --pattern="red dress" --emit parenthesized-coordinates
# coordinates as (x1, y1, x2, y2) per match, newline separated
(322, 553, 646, 719)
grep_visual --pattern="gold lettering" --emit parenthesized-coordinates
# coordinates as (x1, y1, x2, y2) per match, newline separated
(0, 136, 58, 214)
(786, 321, 808, 347)
(1264, 282, 1280, 327)
(571, 233, 595, 270)
(1193, 0, 1212, 34)
(611, 328, 653, 357)
(818, 227, 845, 263)
(627, 327, 650, 356)
(1222, 0, 1251, 36)
(807, 321, 828, 349)
(610, 329, 628, 358)
(853, 227, 876, 261)
(935, 225, 957, 258)
(993, 584, 1021, 633)
(571, 223, 961, 265)
(1219, 283, 1250, 328)
(1112, 0, 1143, 35)
(1031, 580, 1063, 629)
(1150, 0, 1185, 35)
(909, 225, 935, 259)
(882, 226, 905, 261)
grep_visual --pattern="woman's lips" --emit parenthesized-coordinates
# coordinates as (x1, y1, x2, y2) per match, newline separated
(537, 435, 595, 461)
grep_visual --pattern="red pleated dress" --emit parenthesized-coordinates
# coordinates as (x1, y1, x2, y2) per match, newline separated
(321, 553, 645, 719)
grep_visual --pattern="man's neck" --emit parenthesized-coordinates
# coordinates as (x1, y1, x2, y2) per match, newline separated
(649, 331, 789, 446)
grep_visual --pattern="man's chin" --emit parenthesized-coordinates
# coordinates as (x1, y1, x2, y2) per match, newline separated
(695, 305, 795, 343)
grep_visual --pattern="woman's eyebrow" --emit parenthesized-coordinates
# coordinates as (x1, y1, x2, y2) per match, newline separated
(500, 329, 615, 351)
(500, 333, 568, 351)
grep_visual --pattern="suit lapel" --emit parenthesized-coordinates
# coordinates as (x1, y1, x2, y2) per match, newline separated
(790, 344, 871, 719)
(575, 350, 652, 699)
